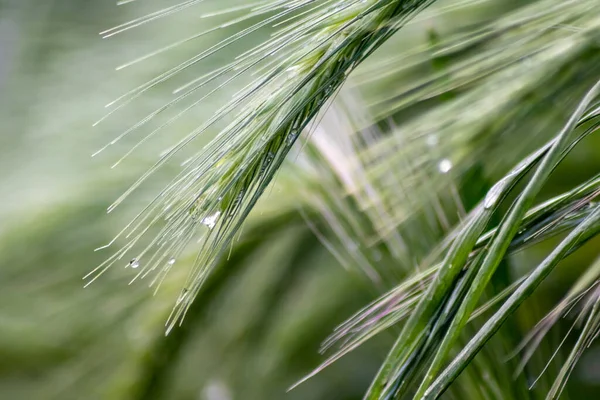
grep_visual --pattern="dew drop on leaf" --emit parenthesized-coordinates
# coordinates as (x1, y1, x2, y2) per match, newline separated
(438, 159, 452, 174)
(202, 211, 221, 229)
(484, 179, 507, 209)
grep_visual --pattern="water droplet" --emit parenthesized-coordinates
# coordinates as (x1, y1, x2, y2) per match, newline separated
(202, 211, 221, 229)
(438, 159, 452, 174)
(168, 257, 176, 265)
(484, 179, 507, 209)
(129, 258, 140, 268)
(287, 130, 299, 145)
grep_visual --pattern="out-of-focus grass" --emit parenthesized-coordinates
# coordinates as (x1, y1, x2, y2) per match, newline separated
(0, 2, 387, 399)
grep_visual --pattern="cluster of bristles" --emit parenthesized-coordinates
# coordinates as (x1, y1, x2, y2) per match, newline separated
(87, 0, 435, 332)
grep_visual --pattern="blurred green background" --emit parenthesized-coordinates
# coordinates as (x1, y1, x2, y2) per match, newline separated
(1, 1, 600, 399)
(0, 2, 385, 399)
